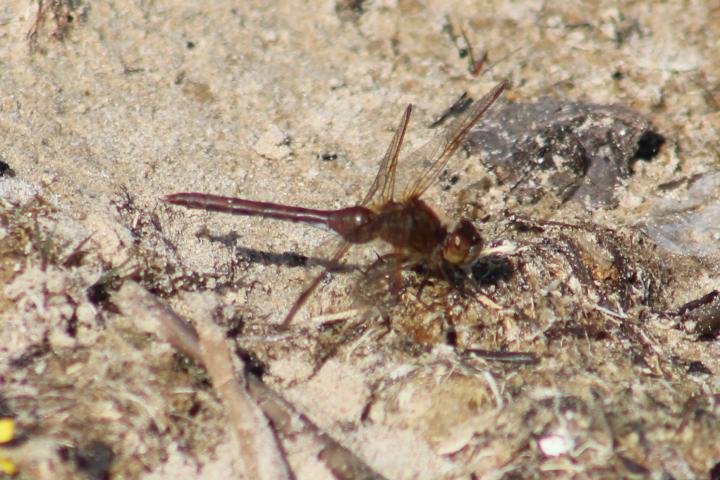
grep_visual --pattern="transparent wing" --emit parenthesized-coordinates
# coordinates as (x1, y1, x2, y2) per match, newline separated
(401, 81, 506, 199)
(361, 104, 413, 206)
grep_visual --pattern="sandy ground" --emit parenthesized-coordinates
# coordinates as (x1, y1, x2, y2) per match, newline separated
(1, 0, 720, 479)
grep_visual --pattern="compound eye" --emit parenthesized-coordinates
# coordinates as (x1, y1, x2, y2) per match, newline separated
(443, 220, 483, 265)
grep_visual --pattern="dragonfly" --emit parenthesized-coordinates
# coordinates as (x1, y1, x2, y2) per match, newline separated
(165, 81, 507, 326)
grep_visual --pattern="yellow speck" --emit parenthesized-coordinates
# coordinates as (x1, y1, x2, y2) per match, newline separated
(0, 418, 18, 475)
(0, 458, 17, 476)
(0, 419, 14, 443)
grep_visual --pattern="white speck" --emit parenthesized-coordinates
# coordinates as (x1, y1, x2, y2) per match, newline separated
(538, 430, 575, 457)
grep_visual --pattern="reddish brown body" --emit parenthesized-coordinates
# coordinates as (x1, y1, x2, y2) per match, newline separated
(164, 81, 507, 325)
(163, 195, 448, 258)
(374, 197, 446, 257)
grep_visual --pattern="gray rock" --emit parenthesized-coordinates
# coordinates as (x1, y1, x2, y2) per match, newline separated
(466, 97, 661, 207)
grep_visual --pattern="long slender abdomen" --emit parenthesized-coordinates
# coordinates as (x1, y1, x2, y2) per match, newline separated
(164, 192, 335, 227)
(164, 192, 378, 245)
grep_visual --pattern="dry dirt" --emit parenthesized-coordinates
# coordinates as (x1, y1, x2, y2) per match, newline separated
(1, 1, 719, 479)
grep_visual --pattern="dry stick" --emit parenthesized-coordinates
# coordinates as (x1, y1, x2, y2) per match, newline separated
(197, 316, 289, 480)
(115, 282, 285, 479)
(115, 282, 387, 480)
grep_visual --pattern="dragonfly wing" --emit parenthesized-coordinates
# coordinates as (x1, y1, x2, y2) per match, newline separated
(402, 81, 506, 199)
(361, 104, 413, 206)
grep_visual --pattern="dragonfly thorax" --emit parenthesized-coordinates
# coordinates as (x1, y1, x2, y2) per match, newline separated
(375, 197, 447, 256)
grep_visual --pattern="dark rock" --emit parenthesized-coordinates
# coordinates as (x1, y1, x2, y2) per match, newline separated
(467, 98, 659, 207)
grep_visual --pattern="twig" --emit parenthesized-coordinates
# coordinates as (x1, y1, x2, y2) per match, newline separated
(114, 282, 388, 480)
(115, 282, 287, 479)
(197, 312, 290, 480)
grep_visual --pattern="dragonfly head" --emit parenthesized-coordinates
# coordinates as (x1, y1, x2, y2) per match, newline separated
(442, 219, 483, 266)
